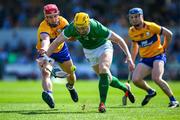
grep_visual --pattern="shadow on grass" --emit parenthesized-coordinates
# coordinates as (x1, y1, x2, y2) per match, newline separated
(107, 106, 143, 109)
(107, 105, 158, 109)
(0, 109, 98, 115)
(91, 105, 159, 109)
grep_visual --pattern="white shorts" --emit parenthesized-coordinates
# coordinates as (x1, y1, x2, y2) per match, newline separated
(83, 40, 113, 66)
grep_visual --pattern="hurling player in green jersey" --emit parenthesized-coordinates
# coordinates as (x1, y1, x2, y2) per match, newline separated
(46, 12, 135, 113)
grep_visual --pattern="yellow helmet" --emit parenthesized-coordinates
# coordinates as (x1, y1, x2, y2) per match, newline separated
(74, 12, 90, 27)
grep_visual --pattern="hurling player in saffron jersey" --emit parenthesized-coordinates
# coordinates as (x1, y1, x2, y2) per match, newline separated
(36, 4, 78, 108)
(128, 8, 179, 108)
(45, 12, 136, 113)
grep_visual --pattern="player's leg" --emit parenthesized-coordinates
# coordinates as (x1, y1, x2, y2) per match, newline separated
(152, 61, 179, 108)
(93, 63, 109, 104)
(50, 43, 78, 102)
(59, 60, 78, 102)
(51, 43, 78, 102)
(132, 63, 152, 91)
(96, 43, 135, 103)
(109, 75, 135, 103)
(87, 41, 113, 112)
(97, 47, 135, 111)
(132, 63, 157, 106)
(59, 60, 76, 85)
(92, 45, 134, 112)
(99, 50, 113, 99)
(96, 49, 112, 113)
(41, 62, 53, 91)
(37, 59, 55, 108)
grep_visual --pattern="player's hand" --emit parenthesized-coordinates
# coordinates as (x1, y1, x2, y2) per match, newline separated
(126, 57, 135, 72)
(38, 49, 46, 56)
(36, 54, 54, 67)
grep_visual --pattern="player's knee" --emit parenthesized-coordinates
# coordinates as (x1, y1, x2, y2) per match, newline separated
(99, 64, 109, 73)
(65, 65, 76, 73)
(132, 76, 141, 84)
(42, 69, 51, 78)
(152, 75, 161, 83)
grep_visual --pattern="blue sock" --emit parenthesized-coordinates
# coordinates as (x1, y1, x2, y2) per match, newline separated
(147, 89, 154, 95)
(169, 96, 176, 102)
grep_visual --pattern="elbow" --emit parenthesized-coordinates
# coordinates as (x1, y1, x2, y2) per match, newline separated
(167, 32, 173, 41)
(163, 27, 173, 38)
(168, 31, 173, 38)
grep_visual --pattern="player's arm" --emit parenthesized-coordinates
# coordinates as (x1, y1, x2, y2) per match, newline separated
(46, 33, 66, 56)
(39, 33, 50, 55)
(131, 41, 139, 62)
(161, 27, 173, 49)
(109, 31, 135, 71)
(109, 31, 132, 60)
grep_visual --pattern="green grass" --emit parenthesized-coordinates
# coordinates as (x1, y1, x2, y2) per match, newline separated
(0, 80, 180, 120)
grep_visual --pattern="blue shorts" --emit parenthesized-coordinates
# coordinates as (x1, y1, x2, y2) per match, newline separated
(139, 53, 166, 68)
(37, 43, 71, 63)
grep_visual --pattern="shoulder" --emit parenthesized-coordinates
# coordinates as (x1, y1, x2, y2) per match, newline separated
(128, 26, 135, 36)
(58, 16, 69, 29)
(90, 19, 98, 23)
(38, 20, 50, 31)
(90, 19, 103, 27)
(144, 21, 160, 28)
(90, 19, 109, 31)
(59, 16, 69, 24)
(144, 21, 161, 33)
(39, 20, 48, 28)
(65, 22, 74, 30)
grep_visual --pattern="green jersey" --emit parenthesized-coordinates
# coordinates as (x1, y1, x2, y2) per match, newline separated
(63, 19, 111, 49)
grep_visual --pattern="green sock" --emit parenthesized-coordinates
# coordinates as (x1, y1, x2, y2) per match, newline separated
(110, 76, 127, 92)
(99, 73, 109, 104)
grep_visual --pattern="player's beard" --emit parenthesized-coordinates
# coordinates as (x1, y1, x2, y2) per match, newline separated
(133, 21, 143, 28)
(79, 31, 88, 35)
(78, 27, 90, 36)
(134, 24, 141, 27)
(48, 21, 59, 27)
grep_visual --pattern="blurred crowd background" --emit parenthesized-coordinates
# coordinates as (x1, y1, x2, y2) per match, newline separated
(0, 0, 180, 80)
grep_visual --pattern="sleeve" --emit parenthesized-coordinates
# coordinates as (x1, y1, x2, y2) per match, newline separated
(94, 20, 110, 38)
(150, 22, 162, 34)
(39, 23, 51, 35)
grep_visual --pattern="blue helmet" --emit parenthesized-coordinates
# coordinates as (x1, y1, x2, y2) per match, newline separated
(128, 8, 143, 15)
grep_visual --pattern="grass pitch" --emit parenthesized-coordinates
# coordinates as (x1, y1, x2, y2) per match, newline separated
(0, 80, 180, 120)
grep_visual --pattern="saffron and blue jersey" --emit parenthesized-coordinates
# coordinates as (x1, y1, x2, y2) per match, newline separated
(36, 16, 71, 63)
(128, 21, 164, 58)
(36, 16, 68, 53)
